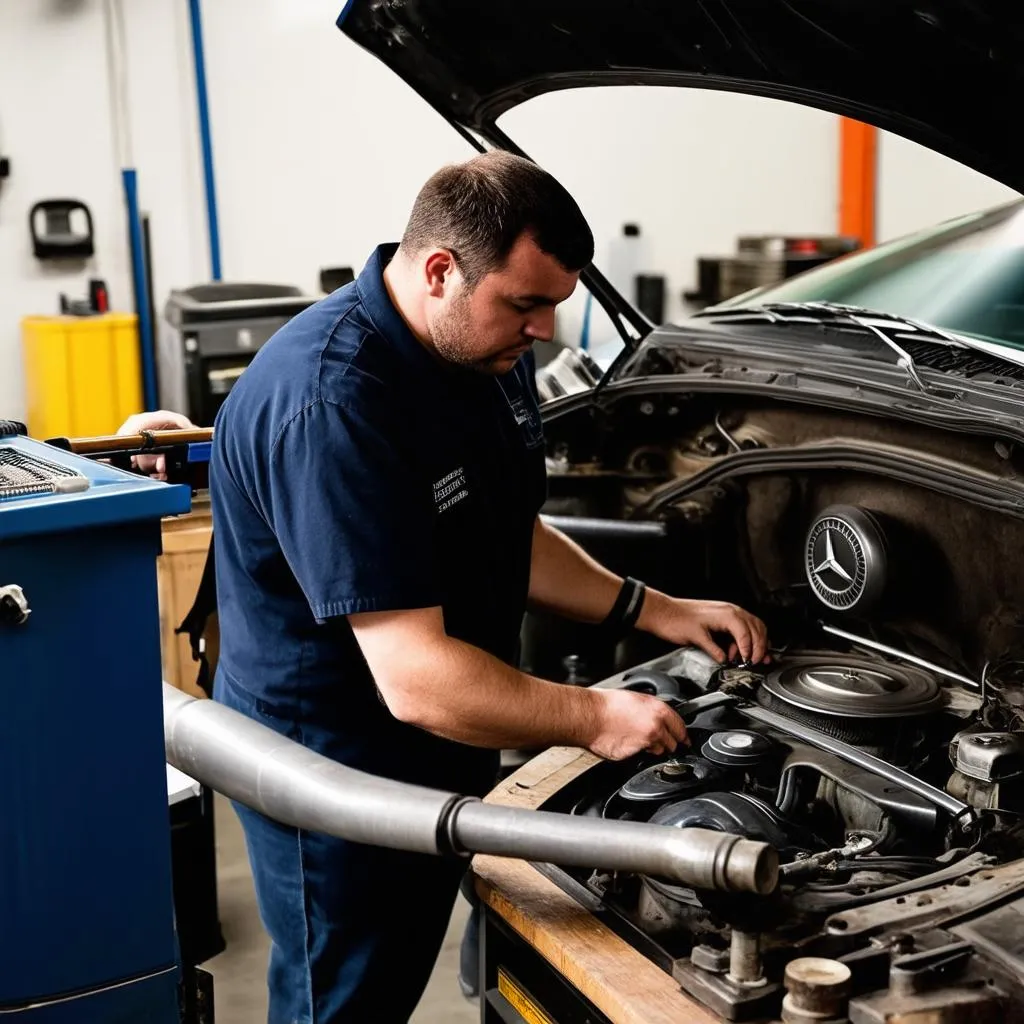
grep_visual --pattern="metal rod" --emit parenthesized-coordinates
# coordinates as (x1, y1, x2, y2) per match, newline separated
(450, 802, 776, 893)
(163, 685, 778, 894)
(188, 0, 222, 281)
(714, 411, 743, 453)
(122, 169, 159, 410)
(728, 930, 764, 987)
(67, 428, 214, 455)
(164, 684, 460, 854)
(142, 212, 160, 402)
(539, 515, 668, 540)
(820, 622, 980, 689)
(740, 703, 970, 818)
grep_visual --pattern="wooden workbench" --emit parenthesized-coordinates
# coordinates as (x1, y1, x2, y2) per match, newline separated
(157, 500, 214, 698)
(473, 746, 720, 1024)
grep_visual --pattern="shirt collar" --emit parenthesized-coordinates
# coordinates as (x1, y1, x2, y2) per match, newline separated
(355, 243, 528, 393)
(356, 243, 452, 377)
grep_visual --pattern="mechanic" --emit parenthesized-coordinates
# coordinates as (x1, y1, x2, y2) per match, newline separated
(208, 151, 770, 1023)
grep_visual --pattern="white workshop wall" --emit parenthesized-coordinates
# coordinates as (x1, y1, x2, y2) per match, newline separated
(0, 0, 206, 423)
(0, 1, 129, 422)
(198, 0, 472, 290)
(500, 88, 1021, 346)
(498, 87, 839, 344)
(0, 0, 469, 421)
(0, 0, 1019, 419)
(877, 132, 1020, 244)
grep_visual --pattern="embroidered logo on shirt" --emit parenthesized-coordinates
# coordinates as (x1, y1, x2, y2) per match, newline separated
(433, 466, 469, 513)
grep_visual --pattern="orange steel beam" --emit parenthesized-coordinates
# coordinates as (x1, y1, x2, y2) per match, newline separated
(839, 118, 877, 249)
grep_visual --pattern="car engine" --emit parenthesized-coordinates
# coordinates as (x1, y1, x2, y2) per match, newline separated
(524, 388, 1024, 1022)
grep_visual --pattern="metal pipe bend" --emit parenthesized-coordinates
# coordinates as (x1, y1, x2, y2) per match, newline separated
(163, 684, 778, 895)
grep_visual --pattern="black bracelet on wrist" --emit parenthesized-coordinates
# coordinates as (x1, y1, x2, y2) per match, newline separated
(601, 576, 647, 634)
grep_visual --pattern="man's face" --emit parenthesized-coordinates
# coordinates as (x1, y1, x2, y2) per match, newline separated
(424, 233, 580, 375)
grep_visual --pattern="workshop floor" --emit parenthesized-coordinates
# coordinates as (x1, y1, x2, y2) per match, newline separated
(204, 794, 479, 1023)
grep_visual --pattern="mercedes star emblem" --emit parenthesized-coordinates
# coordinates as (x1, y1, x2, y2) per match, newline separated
(804, 507, 886, 612)
(812, 529, 854, 588)
(810, 525, 860, 596)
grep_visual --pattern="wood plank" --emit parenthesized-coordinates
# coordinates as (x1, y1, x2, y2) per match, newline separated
(161, 525, 212, 555)
(473, 748, 721, 1024)
(157, 510, 213, 697)
(484, 746, 600, 808)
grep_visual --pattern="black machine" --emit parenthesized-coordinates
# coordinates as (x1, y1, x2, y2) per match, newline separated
(685, 235, 861, 309)
(163, 283, 316, 426)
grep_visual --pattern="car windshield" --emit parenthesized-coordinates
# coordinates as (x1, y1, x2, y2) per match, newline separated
(717, 199, 1024, 351)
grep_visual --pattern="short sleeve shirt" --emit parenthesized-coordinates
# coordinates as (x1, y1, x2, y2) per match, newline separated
(209, 244, 547, 793)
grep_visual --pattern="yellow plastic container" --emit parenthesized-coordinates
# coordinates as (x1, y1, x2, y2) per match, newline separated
(21, 313, 144, 440)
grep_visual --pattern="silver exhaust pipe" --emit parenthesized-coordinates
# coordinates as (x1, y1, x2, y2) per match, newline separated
(163, 684, 778, 895)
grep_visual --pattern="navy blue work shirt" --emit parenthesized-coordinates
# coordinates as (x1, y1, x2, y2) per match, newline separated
(209, 244, 547, 796)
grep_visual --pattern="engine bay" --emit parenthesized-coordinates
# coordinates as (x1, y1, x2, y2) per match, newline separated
(524, 390, 1024, 1021)
(536, 638, 1024, 1021)
(535, 390, 1024, 683)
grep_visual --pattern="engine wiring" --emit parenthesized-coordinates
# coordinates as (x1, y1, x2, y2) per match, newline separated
(712, 411, 743, 453)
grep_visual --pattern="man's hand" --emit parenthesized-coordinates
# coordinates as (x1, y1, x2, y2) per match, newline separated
(348, 605, 689, 758)
(638, 594, 770, 665)
(116, 410, 196, 480)
(528, 517, 770, 664)
(588, 689, 688, 759)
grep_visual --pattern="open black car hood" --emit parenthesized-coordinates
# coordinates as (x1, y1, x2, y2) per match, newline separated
(337, 0, 1024, 194)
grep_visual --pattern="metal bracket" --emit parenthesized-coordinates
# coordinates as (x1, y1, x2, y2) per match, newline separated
(673, 958, 782, 1021)
(826, 858, 1024, 939)
(848, 939, 1006, 1024)
(889, 941, 974, 996)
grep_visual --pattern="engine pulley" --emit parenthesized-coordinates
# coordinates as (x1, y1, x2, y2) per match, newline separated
(618, 755, 724, 805)
(702, 730, 777, 768)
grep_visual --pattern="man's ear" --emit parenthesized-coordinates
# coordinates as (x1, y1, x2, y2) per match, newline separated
(423, 249, 456, 299)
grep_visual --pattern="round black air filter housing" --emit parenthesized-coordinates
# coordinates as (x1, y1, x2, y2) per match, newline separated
(754, 654, 941, 758)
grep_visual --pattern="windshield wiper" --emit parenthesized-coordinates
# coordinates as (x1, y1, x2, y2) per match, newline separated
(691, 302, 977, 396)
(844, 309, 932, 394)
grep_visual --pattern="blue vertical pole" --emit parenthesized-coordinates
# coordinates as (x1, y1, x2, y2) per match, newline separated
(123, 169, 159, 410)
(579, 290, 593, 350)
(188, 0, 222, 281)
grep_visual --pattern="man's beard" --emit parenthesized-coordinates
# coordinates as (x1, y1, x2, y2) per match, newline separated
(428, 292, 522, 375)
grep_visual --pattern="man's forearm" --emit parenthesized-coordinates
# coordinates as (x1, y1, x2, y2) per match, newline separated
(376, 629, 604, 749)
(527, 517, 625, 623)
(527, 517, 687, 640)
(350, 606, 690, 759)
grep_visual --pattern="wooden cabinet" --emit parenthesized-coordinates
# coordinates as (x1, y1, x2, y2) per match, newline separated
(158, 499, 214, 698)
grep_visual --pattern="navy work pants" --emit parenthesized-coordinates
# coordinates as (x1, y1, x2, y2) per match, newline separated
(232, 801, 466, 1023)
(216, 674, 472, 1023)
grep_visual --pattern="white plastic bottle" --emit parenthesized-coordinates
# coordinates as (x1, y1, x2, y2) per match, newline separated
(605, 223, 648, 305)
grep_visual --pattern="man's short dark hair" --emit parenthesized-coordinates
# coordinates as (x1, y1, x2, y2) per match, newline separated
(399, 151, 594, 284)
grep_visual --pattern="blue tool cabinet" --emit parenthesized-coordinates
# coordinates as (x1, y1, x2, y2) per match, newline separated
(0, 432, 191, 1020)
